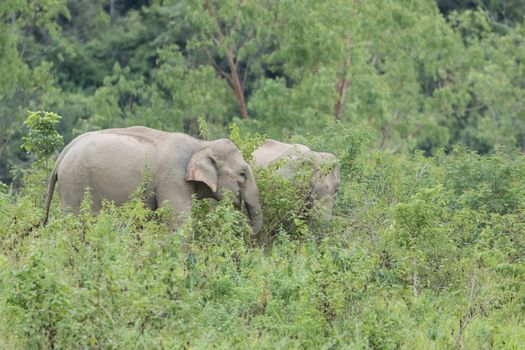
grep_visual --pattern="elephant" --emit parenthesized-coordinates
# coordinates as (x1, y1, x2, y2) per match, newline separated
(43, 126, 263, 234)
(253, 139, 341, 215)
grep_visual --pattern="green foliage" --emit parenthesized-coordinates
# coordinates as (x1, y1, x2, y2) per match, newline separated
(443, 147, 525, 214)
(197, 115, 209, 140)
(190, 193, 253, 246)
(0, 0, 69, 181)
(3, 0, 525, 182)
(228, 122, 265, 162)
(254, 165, 312, 244)
(292, 122, 371, 180)
(21, 111, 64, 163)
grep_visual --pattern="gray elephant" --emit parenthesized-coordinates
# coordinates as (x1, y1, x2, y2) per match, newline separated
(43, 126, 263, 233)
(253, 139, 340, 215)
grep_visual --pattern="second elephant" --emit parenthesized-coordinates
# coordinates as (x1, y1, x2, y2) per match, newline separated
(253, 139, 340, 215)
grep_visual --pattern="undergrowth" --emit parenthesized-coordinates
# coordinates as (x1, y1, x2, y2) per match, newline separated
(0, 128, 524, 349)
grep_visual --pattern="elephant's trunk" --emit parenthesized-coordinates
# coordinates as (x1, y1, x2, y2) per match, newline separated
(242, 176, 263, 235)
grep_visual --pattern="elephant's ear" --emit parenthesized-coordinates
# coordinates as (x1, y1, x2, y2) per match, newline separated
(185, 148, 218, 193)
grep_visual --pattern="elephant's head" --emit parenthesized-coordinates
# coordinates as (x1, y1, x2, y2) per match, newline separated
(185, 139, 263, 234)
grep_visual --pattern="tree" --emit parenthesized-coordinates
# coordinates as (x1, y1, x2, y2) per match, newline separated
(0, 0, 68, 181)
(181, 0, 276, 119)
(22, 111, 64, 167)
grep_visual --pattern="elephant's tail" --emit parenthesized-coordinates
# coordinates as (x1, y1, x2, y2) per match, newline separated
(41, 132, 92, 226)
(42, 165, 58, 226)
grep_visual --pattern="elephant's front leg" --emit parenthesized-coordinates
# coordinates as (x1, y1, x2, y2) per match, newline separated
(155, 182, 194, 229)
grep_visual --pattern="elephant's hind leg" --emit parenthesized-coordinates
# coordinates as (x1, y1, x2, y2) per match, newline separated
(57, 180, 88, 215)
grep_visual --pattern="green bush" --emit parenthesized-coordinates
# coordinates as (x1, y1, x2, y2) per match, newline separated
(22, 111, 64, 166)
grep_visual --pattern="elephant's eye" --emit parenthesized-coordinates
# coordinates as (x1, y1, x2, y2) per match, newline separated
(239, 171, 247, 179)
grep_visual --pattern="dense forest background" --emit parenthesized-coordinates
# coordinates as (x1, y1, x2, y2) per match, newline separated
(1, 1, 525, 348)
(2, 0, 525, 181)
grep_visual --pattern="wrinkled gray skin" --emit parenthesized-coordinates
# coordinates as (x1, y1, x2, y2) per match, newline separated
(253, 139, 341, 215)
(43, 126, 263, 234)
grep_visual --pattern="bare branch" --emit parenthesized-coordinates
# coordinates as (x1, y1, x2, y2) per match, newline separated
(204, 47, 229, 79)
(236, 24, 256, 61)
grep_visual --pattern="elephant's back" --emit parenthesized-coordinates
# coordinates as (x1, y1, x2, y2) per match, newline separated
(62, 131, 155, 163)
(253, 139, 310, 166)
(97, 126, 200, 146)
(95, 126, 169, 145)
(57, 127, 198, 178)
(57, 132, 155, 200)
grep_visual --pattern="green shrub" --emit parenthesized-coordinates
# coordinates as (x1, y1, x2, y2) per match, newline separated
(442, 147, 525, 215)
(22, 111, 64, 166)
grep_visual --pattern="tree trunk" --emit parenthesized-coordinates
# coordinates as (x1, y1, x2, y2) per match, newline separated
(109, 0, 116, 20)
(334, 77, 348, 121)
(412, 256, 418, 297)
(204, 0, 249, 119)
(333, 36, 352, 121)
(225, 49, 249, 119)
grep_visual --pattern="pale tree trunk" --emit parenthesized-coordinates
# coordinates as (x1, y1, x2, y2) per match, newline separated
(204, 0, 249, 119)
(412, 256, 418, 297)
(334, 77, 348, 121)
(109, 0, 118, 20)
